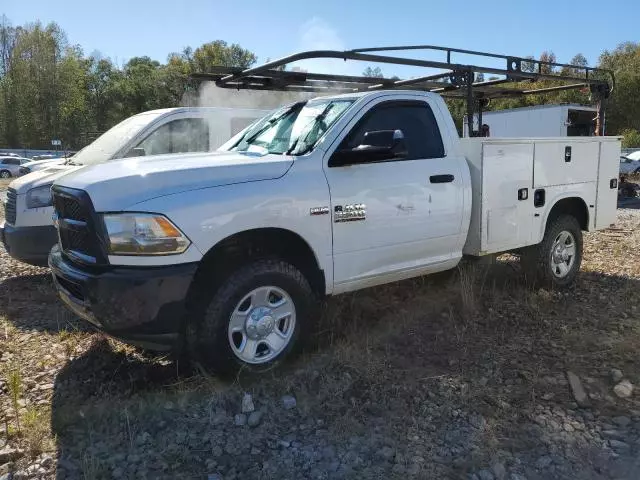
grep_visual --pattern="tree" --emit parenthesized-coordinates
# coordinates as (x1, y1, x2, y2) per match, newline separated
(362, 66, 383, 78)
(598, 42, 640, 135)
(521, 55, 536, 73)
(560, 53, 588, 77)
(191, 40, 256, 73)
(621, 129, 640, 148)
(539, 51, 557, 74)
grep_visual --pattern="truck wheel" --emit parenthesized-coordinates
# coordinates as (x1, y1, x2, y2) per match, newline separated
(522, 215, 583, 287)
(0, 170, 11, 178)
(186, 259, 316, 374)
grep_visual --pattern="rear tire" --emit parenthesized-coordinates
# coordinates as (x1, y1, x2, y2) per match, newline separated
(0, 170, 11, 178)
(522, 214, 583, 288)
(186, 259, 317, 375)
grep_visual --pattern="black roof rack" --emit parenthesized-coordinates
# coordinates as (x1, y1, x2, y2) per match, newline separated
(190, 45, 614, 135)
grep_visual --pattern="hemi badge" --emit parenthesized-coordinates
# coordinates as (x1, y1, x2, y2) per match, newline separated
(310, 206, 330, 216)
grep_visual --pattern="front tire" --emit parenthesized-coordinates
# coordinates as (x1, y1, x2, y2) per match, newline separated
(522, 215, 583, 287)
(186, 259, 317, 374)
(0, 170, 11, 178)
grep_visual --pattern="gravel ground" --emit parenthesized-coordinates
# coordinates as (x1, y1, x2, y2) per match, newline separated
(2, 177, 640, 479)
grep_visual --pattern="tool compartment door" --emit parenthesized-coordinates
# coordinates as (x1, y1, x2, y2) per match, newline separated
(595, 140, 621, 229)
(481, 143, 534, 253)
(534, 141, 599, 187)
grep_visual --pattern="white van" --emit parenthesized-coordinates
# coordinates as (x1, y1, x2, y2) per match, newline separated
(1, 106, 269, 265)
(463, 104, 598, 138)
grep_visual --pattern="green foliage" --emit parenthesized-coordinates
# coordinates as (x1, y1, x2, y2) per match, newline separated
(7, 365, 23, 432)
(621, 128, 640, 148)
(0, 15, 638, 147)
(0, 16, 257, 149)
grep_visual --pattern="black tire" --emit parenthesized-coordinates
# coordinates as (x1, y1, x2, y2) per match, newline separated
(186, 259, 317, 375)
(0, 170, 11, 179)
(521, 214, 583, 288)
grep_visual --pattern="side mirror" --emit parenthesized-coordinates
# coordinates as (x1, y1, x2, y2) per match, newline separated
(331, 129, 407, 167)
(125, 147, 146, 158)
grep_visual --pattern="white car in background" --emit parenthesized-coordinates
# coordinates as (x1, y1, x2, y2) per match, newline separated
(620, 151, 640, 174)
(1, 106, 270, 265)
(18, 158, 66, 176)
(0, 156, 31, 178)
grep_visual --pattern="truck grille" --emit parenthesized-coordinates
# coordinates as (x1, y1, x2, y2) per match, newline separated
(52, 186, 106, 264)
(4, 187, 17, 225)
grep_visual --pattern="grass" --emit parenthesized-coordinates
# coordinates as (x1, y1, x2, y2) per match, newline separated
(6, 365, 23, 433)
(1, 211, 640, 477)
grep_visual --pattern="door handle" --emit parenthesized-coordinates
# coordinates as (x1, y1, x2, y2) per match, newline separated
(430, 174, 454, 184)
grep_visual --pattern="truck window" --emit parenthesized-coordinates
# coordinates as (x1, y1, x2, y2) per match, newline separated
(135, 118, 210, 156)
(341, 101, 445, 160)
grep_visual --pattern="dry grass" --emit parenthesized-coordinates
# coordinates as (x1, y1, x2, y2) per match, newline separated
(1, 209, 640, 477)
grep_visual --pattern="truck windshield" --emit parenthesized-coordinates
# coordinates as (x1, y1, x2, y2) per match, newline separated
(227, 99, 354, 156)
(71, 111, 165, 166)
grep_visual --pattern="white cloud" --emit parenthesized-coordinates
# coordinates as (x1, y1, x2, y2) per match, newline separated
(294, 17, 360, 76)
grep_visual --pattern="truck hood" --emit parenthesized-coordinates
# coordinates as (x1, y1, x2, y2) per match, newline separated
(10, 165, 79, 194)
(54, 151, 294, 210)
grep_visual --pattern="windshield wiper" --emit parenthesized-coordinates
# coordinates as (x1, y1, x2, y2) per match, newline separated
(241, 102, 306, 147)
(288, 103, 336, 156)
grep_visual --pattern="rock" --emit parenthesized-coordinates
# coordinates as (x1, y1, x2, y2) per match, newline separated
(39, 454, 54, 469)
(609, 439, 631, 451)
(247, 411, 263, 427)
(601, 429, 626, 440)
(541, 393, 554, 401)
(242, 393, 255, 413)
(234, 414, 247, 426)
(611, 368, 624, 383)
(492, 462, 507, 480)
(379, 446, 395, 461)
(407, 463, 421, 475)
(478, 377, 489, 387)
(477, 469, 495, 480)
(469, 414, 487, 429)
(614, 380, 634, 398)
(566, 371, 589, 407)
(535, 455, 552, 469)
(207, 474, 223, 480)
(510, 474, 527, 480)
(282, 395, 297, 410)
(322, 446, 336, 459)
(112, 467, 124, 478)
(613, 416, 631, 427)
(0, 446, 25, 463)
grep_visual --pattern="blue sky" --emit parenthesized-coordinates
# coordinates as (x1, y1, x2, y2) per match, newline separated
(3, 0, 637, 78)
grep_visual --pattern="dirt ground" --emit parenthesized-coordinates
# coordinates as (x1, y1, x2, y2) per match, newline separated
(2, 177, 640, 479)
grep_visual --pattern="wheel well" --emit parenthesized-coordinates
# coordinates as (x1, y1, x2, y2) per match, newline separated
(193, 228, 325, 296)
(547, 197, 589, 231)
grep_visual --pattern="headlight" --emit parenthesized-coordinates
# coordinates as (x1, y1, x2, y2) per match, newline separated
(101, 213, 191, 255)
(26, 184, 53, 208)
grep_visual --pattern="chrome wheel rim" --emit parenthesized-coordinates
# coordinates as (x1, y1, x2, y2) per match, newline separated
(227, 286, 296, 365)
(0, 171, 9, 178)
(550, 230, 576, 278)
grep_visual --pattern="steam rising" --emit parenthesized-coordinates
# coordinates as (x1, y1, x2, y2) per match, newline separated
(184, 17, 357, 111)
(190, 84, 315, 110)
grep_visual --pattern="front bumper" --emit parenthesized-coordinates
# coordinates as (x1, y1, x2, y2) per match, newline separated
(48, 245, 198, 351)
(1, 222, 58, 266)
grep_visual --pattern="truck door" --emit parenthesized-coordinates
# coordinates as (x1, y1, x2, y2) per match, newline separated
(323, 98, 465, 292)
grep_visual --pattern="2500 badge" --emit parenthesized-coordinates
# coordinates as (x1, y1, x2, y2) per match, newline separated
(334, 204, 366, 222)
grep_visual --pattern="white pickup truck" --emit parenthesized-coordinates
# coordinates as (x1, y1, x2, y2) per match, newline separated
(48, 90, 620, 373)
(1, 106, 268, 265)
